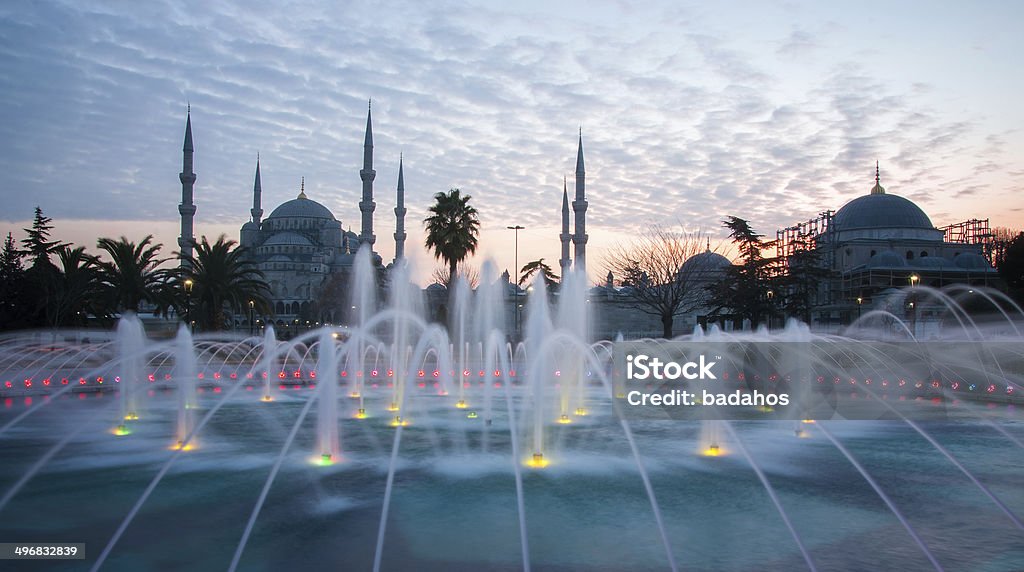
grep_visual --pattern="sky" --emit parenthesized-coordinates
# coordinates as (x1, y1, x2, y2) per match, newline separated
(1, 0, 1022, 285)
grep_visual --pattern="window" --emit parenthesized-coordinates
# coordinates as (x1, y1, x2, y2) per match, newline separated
(906, 251, 914, 260)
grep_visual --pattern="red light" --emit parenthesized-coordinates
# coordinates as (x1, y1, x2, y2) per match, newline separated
(213, 386, 222, 393)
(261, 372, 267, 379)
(4, 381, 11, 389)
(931, 381, 940, 388)
(61, 378, 68, 385)
(417, 370, 425, 377)
(148, 374, 155, 382)
(371, 370, 378, 377)
(229, 373, 237, 379)
(165, 374, 172, 380)
(293, 385, 301, 390)
(114, 376, 121, 383)
(79, 378, 86, 385)
(24, 380, 32, 388)
(279, 384, 287, 390)
(987, 384, 996, 393)
(463, 370, 470, 377)
(494, 370, 500, 377)
(509, 370, 516, 377)
(43, 379, 51, 386)
(341, 371, 348, 377)
(418, 382, 426, 388)
(25, 397, 32, 406)
(387, 369, 393, 377)
(197, 373, 204, 379)
(77, 393, 85, 400)
(293, 371, 301, 378)
(278, 372, 286, 379)
(96, 377, 103, 384)
(213, 372, 221, 380)
(309, 371, 317, 379)
(951, 382, 960, 390)
(246, 373, 253, 379)
(432, 370, 440, 378)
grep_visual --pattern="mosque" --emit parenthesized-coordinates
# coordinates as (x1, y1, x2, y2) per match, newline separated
(174, 107, 997, 338)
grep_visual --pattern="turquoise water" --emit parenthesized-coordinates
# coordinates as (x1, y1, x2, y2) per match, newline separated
(1, 388, 1022, 571)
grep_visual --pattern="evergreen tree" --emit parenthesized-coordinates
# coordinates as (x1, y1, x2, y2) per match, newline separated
(0, 232, 29, 329)
(20, 206, 63, 270)
(708, 216, 773, 327)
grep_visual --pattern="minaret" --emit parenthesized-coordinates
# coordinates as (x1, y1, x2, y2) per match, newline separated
(178, 105, 197, 268)
(393, 153, 407, 263)
(251, 154, 263, 224)
(359, 100, 376, 247)
(572, 129, 589, 270)
(559, 176, 572, 274)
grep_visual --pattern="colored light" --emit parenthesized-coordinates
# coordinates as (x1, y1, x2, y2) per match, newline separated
(278, 372, 286, 379)
(455, 400, 467, 409)
(526, 452, 548, 468)
(467, 411, 478, 419)
(390, 416, 408, 427)
(349, 391, 361, 398)
(387, 402, 399, 412)
(113, 424, 131, 436)
(557, 414, 572, 424)
(261, 394, 273, 402)
(355, 408, 367, 419)
(170, 440, 197, 451)
(575, 407, 587, 416)
(124, 412, 139, 421)
(702, 444, 723, 457)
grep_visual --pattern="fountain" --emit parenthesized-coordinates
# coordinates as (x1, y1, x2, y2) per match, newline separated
(1, 246, 1023, 570)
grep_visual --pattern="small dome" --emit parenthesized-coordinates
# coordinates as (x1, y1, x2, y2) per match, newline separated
(680, 251, 732, 276)
(832, 193, 934, 232)
(267, 197, 336, 221)
(241, 221, 259, 231)
(867, 251, 907, 268)
(953, 252, 989, 270)
(263, 232, 313, 246)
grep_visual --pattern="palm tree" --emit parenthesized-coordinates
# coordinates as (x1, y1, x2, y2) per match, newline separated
(97, 235, 174, 314)
(424, 188, 480, 286)
(519, 258, 559, 289)
(46, 245, 109, 327)
(179, 235, 271, 331)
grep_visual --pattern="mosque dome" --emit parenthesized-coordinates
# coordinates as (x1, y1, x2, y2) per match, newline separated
(267, 197, 336, 221)
(866, 251, 907, 268)
(680, 251, 732, 275)
(263, 232, 313, 247)
(953, 252, 989, 270)
(831, 165, 934, 232)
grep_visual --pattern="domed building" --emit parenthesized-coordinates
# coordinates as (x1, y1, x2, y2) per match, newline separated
(233, 106, 400, 335)
(781, 164, 999, 328)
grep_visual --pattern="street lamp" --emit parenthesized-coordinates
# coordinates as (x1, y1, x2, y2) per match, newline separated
(909, 274, 919, 287)
(507, 225, 525, 338)
(766, 290, 774, 329)
(856, 296, 863, 320)
(249, 300, 255, 337)
(184, 279, 194, 332)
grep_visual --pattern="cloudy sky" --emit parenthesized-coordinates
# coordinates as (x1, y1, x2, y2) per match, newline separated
(1, 0, 1022, 284)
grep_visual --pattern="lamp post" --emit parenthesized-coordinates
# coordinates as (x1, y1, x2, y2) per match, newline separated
(506, 225, 525, 339)
(249, 300, 255, 337)
(766, 290, 774, 329)
(856, 296, 863, 320)
(184, 279, 193, 332)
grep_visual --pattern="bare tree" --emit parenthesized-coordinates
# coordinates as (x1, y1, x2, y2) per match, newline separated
(603, 225, 720, 338)
(432, 263, 480, 289)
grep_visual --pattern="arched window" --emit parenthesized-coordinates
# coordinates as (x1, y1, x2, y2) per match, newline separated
(920, 251, 927, 258)
(906, 251, 914, 260)
(275, 301, 285, 315)
(870, 250, 876, 257)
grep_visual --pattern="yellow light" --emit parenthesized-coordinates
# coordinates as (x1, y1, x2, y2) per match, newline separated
(801, 419, 816, 424)
(348, 391, 360, 398)
(261, 395, 273, 402)
(526, 452, 549, 468)
(112, 424, 131, 436)
(455, 400, 467, 409)
(170, 440, 197, 452)
(557, 414, 572, 424)
(702, 444, 723, 457)
(757, 405, 774, 413)
(390, 416, 408, 427)
(386, 402, 399, 412)
(574, 407, 587, 416)
(467, 411, 478, 419)
(123, 412, 139, 421)
(355, 408, 367, 419)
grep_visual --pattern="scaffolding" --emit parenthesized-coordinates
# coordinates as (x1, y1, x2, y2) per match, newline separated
(775, 211, 834, 265)
(940, 218, 997, 266)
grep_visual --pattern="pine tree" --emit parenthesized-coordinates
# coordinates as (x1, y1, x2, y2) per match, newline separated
(0, 232, 29, 329)
(20, 206, 63, 270)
